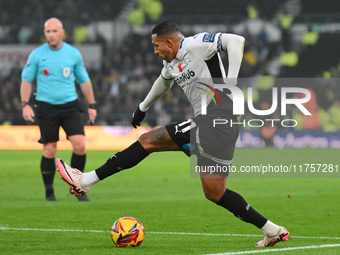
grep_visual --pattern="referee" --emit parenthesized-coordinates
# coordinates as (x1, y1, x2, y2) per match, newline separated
(20, 17, 97, 201)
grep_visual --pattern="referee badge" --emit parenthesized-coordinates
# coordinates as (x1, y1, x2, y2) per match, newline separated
(63, 67, 70, 77)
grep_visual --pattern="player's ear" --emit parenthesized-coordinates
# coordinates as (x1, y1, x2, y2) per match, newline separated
(166, 39, 173, 48)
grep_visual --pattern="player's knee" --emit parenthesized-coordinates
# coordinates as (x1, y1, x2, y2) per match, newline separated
(203, 189, 224, 203)
(137, 132, 154, 153)
(137, 127, 175, 153)
(138, 132, 150, 146)
(201, 178, 226, 203)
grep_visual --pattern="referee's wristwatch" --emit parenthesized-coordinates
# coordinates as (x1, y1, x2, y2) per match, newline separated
(21, 101, 30, 108)
(89, 102, 97, 109)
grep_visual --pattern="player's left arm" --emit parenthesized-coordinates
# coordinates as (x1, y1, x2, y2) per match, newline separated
(219, 33, 245, 79)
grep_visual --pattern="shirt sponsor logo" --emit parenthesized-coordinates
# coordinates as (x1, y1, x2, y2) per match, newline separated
(175, 69, 195, 85)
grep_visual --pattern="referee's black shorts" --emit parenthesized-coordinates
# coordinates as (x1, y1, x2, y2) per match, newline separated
(35, 100, 84, 144)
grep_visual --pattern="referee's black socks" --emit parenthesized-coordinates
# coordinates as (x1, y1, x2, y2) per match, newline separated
(71, 152, 86, 172)
(95, 141, 149, 180)
(216, 189, 268, 229)
(41, 156, 55, 196)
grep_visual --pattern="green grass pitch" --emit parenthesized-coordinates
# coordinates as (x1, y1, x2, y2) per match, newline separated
(0, 148, 339, 254)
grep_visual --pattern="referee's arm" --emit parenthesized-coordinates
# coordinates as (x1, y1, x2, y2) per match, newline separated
(20, 80, 35, 122)
(79, 81, 97, 124)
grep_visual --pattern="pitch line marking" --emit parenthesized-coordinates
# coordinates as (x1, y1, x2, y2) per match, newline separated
(0, 227, 105, 233)
(0, 227, 340, 240)
(148, 231, 340, 240)
(205, 243, 340, 255)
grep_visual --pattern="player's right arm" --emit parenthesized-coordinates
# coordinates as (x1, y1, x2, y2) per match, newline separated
(131, 75, 174, 128)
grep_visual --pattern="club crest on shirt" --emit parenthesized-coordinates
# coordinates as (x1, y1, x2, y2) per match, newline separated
(63, 67, 70, 77)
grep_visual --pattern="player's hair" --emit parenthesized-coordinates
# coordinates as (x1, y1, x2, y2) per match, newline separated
(152, 21, 181, 38)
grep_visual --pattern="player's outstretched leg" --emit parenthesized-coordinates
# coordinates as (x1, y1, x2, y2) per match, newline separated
(56, 158, 88, 196)
(255, 226, 290, 247)
(56, 129, 177, 195)
(56, 140, 150, 196)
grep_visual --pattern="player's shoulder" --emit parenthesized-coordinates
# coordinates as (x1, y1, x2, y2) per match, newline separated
(184, 32, 217, 44)
(182, 32, 219, 51)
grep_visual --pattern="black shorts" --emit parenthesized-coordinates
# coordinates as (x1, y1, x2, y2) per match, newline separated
(35, 100, 84, 144)
(165, 119, 195, 157)
(165, 116, 239, 164)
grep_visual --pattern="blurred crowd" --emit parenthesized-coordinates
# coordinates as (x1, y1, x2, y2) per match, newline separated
(0, 0, 339, 133)
(0, 0, 125, 44)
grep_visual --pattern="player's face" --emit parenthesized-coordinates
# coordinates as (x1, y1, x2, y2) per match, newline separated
(152, 34, 175, 62)
(44, 23, 65, 49)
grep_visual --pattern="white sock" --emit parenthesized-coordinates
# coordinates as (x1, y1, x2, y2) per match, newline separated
(82, 170, 100, 190)
(261, 220, 280, 237)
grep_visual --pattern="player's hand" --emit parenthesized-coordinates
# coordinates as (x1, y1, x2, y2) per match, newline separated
(131, 106, 146, 128)
(22, 105, 35, 122)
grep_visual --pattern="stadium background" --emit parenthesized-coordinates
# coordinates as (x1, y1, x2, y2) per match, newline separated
(0, 0, 340, 149)
(0, 2, 339, 254)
